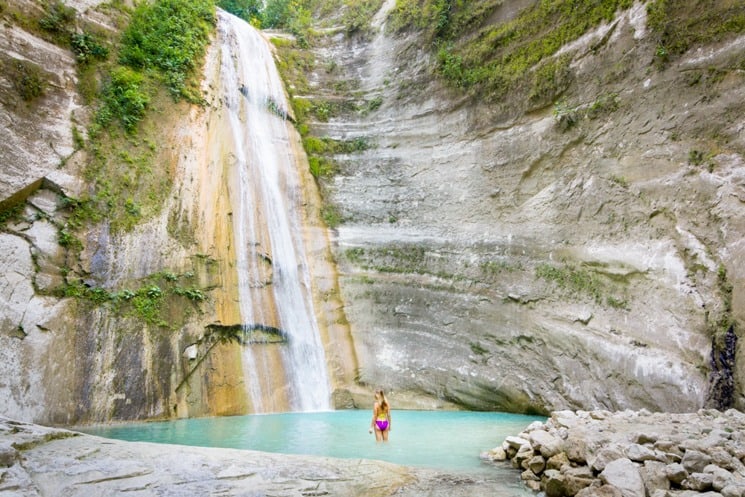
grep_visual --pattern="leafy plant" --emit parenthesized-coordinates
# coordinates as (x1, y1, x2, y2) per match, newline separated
(0, 203, 24, 227)
(38, 0, 76, 35)
(553, 98, 578, 130)
(341, 0, 384, 37)
(217, 0, 262, 21)
(12, 60, 46, 102)
(118, 0, 215, 101)
(97, 66, 150, 131)
(70, 31, 109, 64)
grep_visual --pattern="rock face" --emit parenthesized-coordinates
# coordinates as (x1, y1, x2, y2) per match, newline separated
(302, 3, 745, 411)
(487, 408, 745, 497)
(0, 1, 356, 424)
(1, 0, 745, 424)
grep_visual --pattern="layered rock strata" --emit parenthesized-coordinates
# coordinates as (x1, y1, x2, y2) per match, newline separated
(487, 409, 745, 497)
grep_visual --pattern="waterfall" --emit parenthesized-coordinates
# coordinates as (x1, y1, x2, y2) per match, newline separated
(217, 11, 331, 412)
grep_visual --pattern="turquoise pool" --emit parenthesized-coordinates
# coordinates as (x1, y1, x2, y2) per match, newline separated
(81, 410, 544, 491)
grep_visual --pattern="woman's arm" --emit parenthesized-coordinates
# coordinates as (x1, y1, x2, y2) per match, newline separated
(370, 403, 379, 429)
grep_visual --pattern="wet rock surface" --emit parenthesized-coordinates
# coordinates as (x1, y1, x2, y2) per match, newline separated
(486, 409, 745, 497)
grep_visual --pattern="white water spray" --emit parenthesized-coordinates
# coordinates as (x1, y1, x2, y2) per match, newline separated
(217, 11, 331, 412)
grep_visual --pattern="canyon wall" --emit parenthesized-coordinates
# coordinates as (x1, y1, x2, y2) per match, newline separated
(0, 0, 356, 424)
(1, 0, 744, 424)
(303, 1, 745, 413)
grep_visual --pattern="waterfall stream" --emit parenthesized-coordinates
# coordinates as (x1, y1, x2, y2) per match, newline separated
(218, 11, 331, 412)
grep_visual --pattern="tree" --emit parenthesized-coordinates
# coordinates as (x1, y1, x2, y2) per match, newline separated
(217, 0, 262, 21)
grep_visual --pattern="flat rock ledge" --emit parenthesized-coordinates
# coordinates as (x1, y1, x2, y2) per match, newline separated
(0, 415, 518, 497)
(484, 408, 745, 497)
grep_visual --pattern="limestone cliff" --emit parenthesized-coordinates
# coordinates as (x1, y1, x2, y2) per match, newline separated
(0, 0, 356, 424)
(1, 0, 744, 425)
(295, 0, 745, 413)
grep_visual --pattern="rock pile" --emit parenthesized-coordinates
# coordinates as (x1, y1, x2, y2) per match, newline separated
(485, 409, 745, 497)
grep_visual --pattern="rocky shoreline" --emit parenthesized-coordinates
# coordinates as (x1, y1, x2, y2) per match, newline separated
(485, 409, 745, 497)
(4, 409, 745, 496)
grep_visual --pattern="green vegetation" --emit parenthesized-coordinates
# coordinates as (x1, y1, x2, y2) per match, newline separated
(536, 262, 629, 309)
(344, 245, 464, 281)
(553, 98, 579, 131)
(70, 31, 110, 65)
(647, 0, 745, 63)
(391, 0, 634, 101)
(217, 0, 261, 23)
(586, 92, 620, 119)
(553, 92, 621, 131)
(38, 0, 77, 42)
(59, 269, 210, 327)
(0, 203, 24, 227)
(342, 0, 385, 37)
(469, 341, 488, 355)
(97, 66, 150, 131)
(118, 0, 215, 102)
(609, 175, 629, 188)
(11, 60, 46, 102)
(66, 0, 216, 234)
(712, 264, 734, 337)
(536, 263, 604, 303)
(388, 0, 745, 103)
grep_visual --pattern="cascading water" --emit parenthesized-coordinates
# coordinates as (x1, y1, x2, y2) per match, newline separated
(217, 11, 331, 413)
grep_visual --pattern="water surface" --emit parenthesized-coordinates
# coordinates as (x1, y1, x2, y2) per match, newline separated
(82, 410, 543, 492)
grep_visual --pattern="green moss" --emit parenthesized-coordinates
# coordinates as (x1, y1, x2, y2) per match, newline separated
(0, 203, 24, 227)
(536, 263, 604, 303)
(393, 0, 637, 101)
(647, 0, 745, 60)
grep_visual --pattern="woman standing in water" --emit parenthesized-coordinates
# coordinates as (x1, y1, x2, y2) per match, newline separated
(369, 389, 391, 441)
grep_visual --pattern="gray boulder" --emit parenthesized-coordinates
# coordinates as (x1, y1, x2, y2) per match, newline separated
(682, 450, 714, 473)
(600, 458, 645, 497)
(666, 462, 690, 484)
(641, 460, 670, 495)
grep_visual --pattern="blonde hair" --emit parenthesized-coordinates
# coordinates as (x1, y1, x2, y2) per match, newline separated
(375, 389, 389, 412)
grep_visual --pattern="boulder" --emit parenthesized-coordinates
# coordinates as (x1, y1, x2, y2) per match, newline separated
(641, 460, 670, 495)
(528, 454, 546, 475)
(681, 473, 714, 492)
(721, 483, 745, 497)
(531, 429, 564, 458)
(600, 458, 645, 497)
(565, 435, 589, 464)
(666, 463, 690, 484)
(505, 435, 531, 451)
(705, 464, 735, 491)
(543, 469, 568, 497)
(576, 484, 623, 497)
(626, 443, 658, 462)
(547, 452, 571, 471)
(592, 445, 626, 472)
(564, 474, 595, 496)
(682, 450, 713, 473)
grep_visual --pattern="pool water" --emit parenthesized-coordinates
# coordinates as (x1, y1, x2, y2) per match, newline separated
(81, 410, 543, 488)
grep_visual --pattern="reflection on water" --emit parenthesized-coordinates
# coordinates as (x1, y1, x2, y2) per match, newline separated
(81, 410, 544, 492)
